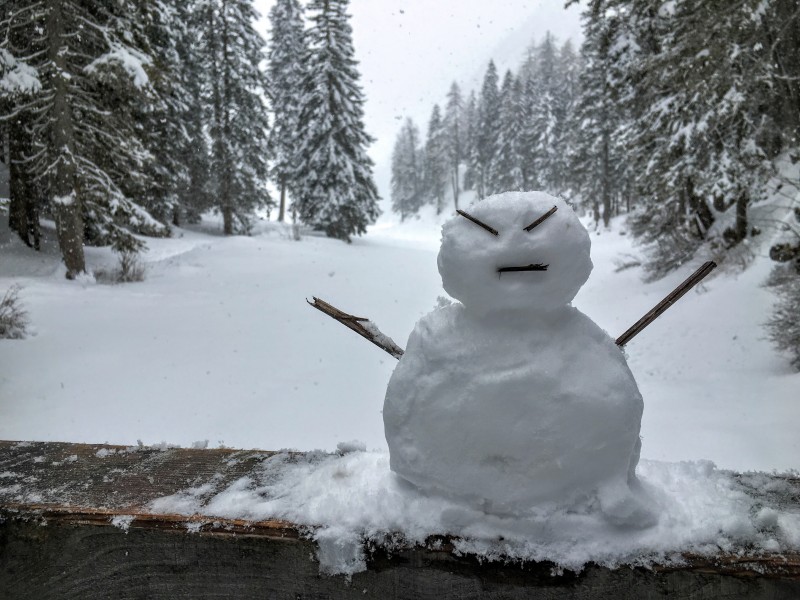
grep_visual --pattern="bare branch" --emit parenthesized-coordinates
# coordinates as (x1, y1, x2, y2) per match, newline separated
(615, 261, 717, 347)
(307, 297, 405, 359)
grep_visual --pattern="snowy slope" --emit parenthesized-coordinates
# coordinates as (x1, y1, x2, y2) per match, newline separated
(0, 201, 799, 472)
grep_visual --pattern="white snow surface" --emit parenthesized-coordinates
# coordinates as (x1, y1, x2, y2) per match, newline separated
(149, 449, 800, 576)
(385, 193, 650, 524)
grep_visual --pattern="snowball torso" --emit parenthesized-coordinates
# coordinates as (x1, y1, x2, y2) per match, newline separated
(384, 303, 643, 512)
(383, 192, 646, 515)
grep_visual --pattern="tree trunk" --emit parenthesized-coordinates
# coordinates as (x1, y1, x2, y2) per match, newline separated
(685, 177, 714, 239)
(451, 171, 459, 211)
(8, 116, 41, 250)
(47, 0, 84, 278)
(278, 180, 286, 222)
(222, 206, 233, 235)
(734, 191, 748, 242)
(601, 130, 611, 227)
(220, 0, 234, 235)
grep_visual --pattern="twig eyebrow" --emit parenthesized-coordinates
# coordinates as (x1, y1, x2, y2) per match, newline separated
(456, 210, 499, 236)
(524, 206, 558, 232)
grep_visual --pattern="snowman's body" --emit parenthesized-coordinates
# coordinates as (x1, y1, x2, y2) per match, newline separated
(384, 192, 652, 522)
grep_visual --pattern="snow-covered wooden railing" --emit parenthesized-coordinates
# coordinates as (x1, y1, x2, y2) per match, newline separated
(1, 440, 799, 599)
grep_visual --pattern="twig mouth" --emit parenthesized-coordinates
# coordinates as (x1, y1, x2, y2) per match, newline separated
(497, 263, 549, 273)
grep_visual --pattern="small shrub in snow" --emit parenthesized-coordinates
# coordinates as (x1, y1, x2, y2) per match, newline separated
(117, 252, 145, 282)
(765, 268, 800, 370)
(0, 285, 28, 339)
(95, 252, 146, 284)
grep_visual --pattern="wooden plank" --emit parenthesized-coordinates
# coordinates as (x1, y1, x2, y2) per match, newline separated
(2, 440, 800, 599)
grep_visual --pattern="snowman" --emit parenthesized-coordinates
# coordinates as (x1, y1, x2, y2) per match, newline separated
(383, 191, 655, 526)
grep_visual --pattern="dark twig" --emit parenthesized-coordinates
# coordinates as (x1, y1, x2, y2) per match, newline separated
(307, 297, 405, 359)
(456, 210, 499, 236)
(524, 206, 558, 232)
(497, 264, 549, 273)
(615, 261, 717, 347)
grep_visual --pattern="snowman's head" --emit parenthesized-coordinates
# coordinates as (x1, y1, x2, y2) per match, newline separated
(437, 191, 592, 314)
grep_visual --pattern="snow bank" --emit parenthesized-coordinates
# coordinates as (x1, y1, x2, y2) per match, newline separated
(149, 450, 800, 577)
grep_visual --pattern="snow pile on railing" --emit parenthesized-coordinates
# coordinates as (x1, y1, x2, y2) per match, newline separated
(150, 449, 800, 577)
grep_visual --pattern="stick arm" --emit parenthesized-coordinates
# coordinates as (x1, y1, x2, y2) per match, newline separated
(306, 297, 405, 359)
(615, 261, 717, 347)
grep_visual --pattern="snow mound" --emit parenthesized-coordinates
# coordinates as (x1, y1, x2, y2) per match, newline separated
(149, 451, 800, 577)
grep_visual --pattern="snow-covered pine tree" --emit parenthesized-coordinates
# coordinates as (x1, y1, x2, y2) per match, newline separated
(470, 61, 500, 200)
(172, 0, 214, 223)
(197, 0, 272, 235)
(569, 6, 628, 226)
(390, 118, 424, 221)
(424, 104, 448, 214)
(294, 0, 379, 242)
(461, 91, 478, 193)
(443, 81, 464, 210)
(526, 34, 560, 195)
(488, 70, 524, 195)
(133, 0, 193, 227)
(599, 0, 780, 276)
(1, 1, 43, 250)
(3, 0, 168, 278)
(268, 0, 306, 222)
(552, 39, 581, 198)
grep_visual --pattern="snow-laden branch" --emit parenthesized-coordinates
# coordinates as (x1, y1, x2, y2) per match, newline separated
(84, 43, 151, 89)
(0, 48, 41, 94)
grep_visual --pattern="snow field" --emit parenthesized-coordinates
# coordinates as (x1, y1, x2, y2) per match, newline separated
(0, 208, 798, 469)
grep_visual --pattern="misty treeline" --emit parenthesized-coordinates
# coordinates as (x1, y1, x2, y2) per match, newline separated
(0, 0, 379, 278)
(392, 0, 800, 367)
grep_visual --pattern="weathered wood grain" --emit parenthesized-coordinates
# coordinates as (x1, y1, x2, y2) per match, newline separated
(1, 440, 799, 599)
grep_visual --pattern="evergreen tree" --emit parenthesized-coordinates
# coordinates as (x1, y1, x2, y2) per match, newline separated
(552, 39, 581, 197)
(2, 0, 168, 278)
(294, 0, 380, 242)
(470, 61, 500, 199)
(173, 0, 214, 223)
(133, 0, 193, 227)
(268, 0, 306, 222)
(461, 91, 478, 193)
(443, 81, 464, 210)
(527, 34, 560, 194)
(488, 70, 523, 194)
(424, 104, 448, 214)
(197, 0, 272, 235)
(1, 1, 43, 250)
(390, 118, 424, 220)
(569, 8, 628, 226)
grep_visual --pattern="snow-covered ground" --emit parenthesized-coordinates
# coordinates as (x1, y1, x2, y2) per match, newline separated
(1, 200, 799, 473)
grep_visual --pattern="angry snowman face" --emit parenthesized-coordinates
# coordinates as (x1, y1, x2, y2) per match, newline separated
(437, 191, 593, 314)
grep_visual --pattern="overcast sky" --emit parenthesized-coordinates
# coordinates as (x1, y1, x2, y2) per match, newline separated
(253, 0, 584, 201)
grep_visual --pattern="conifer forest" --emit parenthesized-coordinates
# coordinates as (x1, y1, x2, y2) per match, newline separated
(391, 1, 800, 366)
(1, 1, 800, 377)
(0, 0, 379, 270)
